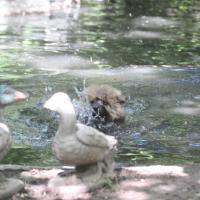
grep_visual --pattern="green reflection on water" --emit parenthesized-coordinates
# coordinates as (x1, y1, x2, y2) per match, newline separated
(0, 52, 35, 81)
(1, 145, 60, 166)
(1, 0, 200, 167)
(78, 0, 200, 66)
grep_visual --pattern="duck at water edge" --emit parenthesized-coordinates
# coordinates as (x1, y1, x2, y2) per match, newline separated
(44, 92, 117, 191)
(0, 85, 28, 199)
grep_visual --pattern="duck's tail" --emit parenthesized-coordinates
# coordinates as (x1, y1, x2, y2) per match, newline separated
(106, 135, 118, 151)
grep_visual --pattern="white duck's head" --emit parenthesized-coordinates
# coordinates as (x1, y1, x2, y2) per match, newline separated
(0, 85, 29, 107)
(44, 92, 75, 115)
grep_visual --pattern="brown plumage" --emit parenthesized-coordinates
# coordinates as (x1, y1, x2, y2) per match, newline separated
(83, 85, 126, 123)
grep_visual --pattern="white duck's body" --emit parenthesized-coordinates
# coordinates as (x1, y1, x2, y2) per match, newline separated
(0, 85, 28, 162)
(0, 85, 28, 199)
(44, 92, 117, 166)
(0, 123, 11, 161)
(53, 123, 116, 165)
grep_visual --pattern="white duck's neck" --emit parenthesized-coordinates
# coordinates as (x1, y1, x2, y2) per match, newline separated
(57, 103, 77, 136)
(0, 107, 5, 123)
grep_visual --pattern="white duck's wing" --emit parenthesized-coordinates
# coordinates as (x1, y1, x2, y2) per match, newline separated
(0, 124, 10, 153)
(76, 123, 116, 149)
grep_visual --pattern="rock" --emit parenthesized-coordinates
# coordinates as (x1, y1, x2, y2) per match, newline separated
(0, 178, 24, 199)
(20, 168, 64, 183)
(47, 174, 89, 199)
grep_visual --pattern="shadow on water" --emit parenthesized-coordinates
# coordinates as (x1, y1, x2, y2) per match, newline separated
(1, 0, 200, 166)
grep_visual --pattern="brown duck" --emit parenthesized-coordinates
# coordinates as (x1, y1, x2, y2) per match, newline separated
(83, 85, 126, 123)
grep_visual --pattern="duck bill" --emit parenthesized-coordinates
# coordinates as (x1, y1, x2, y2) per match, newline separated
(15, 91, 29, 101)
(43, 102, 48, 109)
(43, 101, 51, 110)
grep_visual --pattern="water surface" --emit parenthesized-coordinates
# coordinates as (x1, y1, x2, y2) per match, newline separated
(1, 0, 200, 166)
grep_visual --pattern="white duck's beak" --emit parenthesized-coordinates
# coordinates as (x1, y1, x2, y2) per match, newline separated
(43, 101, 51, 110)
(43, 99, 56, 111)
(15, 91, 29, 101)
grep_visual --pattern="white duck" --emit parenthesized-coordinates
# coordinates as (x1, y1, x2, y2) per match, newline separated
(0, 85, 28, 160)
(44, 92, 117, 184)
(0, 85, 28, 199)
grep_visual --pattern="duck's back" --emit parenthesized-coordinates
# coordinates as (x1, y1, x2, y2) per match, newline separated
(0, 123, 11, 161)
(52, 123, 116, 166)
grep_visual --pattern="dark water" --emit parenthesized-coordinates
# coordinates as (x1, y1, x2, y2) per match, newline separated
(1, 0, 200, 166)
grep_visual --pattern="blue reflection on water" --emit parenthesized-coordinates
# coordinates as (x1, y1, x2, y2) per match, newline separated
(189, 143, 200, 147)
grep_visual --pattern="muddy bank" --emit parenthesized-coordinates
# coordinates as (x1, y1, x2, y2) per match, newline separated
(1, 164, 200, 200)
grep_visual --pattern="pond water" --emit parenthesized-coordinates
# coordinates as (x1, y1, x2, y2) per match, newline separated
(1, 0, 200, 166)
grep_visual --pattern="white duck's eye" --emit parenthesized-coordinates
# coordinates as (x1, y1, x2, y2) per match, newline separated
(4, 89, 12, 95)
(2, 86, 14, 95)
